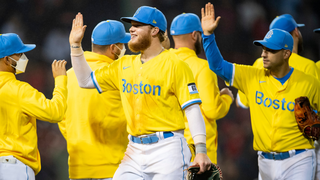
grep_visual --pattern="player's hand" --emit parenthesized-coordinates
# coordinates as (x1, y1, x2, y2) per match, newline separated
(192, 153, 212, 174)
(201, 2, 221, 36)
(52, 59, 67, 78)
(69, 12, 87, 46)
(220, 88, 234, 102)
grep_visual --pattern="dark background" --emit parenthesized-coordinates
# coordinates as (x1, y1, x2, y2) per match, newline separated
(1, 0, 320, 179)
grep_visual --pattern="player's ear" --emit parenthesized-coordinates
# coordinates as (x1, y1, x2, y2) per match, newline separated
(151, 27, 160, 36)
(283, 50, 291, 59)
(292, 28, 300, 38)
(191, 31, 198, 42)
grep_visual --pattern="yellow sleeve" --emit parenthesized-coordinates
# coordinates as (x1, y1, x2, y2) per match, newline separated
(93, 61, 119, 93)
(236, 90, 249, 109)
(197, 66, 232, 120)
(174, 60, 201, 110)
(58, 118, 67, 139)
(19, 75, 68, 123)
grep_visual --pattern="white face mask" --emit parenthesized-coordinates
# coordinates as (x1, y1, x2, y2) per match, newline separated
(114, 44, 126, 59)
(9, 53, 29, 74)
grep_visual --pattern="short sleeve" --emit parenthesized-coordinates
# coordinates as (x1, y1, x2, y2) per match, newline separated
(173, 61, 201, 110)
(93, 61, 120, 93)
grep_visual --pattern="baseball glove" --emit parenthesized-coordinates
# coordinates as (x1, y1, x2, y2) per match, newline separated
(187, 163, 223, 180)
(294, 96, 320, 140)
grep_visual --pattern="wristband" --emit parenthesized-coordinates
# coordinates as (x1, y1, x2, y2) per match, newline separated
(195, 143, 207, 154)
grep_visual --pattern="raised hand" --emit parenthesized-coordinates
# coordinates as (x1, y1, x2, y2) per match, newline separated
(52, 59, 67, 78)
(69, 13, 87, 46)
(201, 2, 221, 35)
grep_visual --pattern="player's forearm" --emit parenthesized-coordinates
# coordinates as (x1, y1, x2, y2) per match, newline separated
(202, 33, 233, 82)
(70, 45, 95, 88)
(185, 104, 207, 154)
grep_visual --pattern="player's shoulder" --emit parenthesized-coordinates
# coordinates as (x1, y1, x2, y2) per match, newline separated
(253, 57, 263, 68)
(291, 53, 316, 65)
(293, 68, 318, 82)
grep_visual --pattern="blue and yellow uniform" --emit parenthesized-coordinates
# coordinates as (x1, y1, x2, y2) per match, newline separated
(58, 51, 128, 179)
(92, 50, 201, 136)
(203, 32, 320, 153)
(170, 47, 232, 163)
(237, 54, 319, 108)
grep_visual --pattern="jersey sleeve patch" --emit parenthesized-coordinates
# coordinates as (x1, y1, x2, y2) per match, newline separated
(91, 71, 102, 94)
(181, 98, 202, 110)
(188, 83, 198, 95)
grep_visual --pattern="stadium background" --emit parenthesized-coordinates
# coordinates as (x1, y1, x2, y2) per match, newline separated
(1, 0, 320, 179)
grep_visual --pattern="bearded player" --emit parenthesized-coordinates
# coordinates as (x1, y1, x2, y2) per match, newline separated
(68, 6, 211, 180)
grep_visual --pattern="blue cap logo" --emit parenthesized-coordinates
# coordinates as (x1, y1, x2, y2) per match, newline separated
(121, 6, 167, 32)
(170, 13, 203, 35)
(269, 14, 304, 32)
(253, 29, 293, 51)
(265, 30, 273, 39)
(0, 33, 35, 58)
(91, 20, 130, 45)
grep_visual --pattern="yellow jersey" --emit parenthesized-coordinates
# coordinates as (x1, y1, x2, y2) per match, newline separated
(238, 53, 319, 108)
(170, 47, 232, 163)
(92, 50, 201, 136)
(0, 72, 67, 174)
(58, 52, 128, 179)
(231, 64, 320, 152)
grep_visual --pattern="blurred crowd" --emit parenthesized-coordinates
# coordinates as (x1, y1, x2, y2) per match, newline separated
(1, 0, 320, 179)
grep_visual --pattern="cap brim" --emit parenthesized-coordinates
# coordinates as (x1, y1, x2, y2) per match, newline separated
(121, 17, 141, 24)
(314, 28, 320, 33)
(119, 33, 131, 43)
(253, 40, 282, 50)
(16, 44, 36, 54)
(297, 24, 305, 28)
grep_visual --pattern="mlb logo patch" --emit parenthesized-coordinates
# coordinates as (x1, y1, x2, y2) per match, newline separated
(188, 83, 198, 94)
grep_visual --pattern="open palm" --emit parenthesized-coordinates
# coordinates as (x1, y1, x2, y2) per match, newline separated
(201, 3, 221, 35)
(69, 13, 87, 45)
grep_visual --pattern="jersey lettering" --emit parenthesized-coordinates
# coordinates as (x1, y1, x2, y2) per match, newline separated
(122, 79, 161, 96)
(255, 91, 294, 111)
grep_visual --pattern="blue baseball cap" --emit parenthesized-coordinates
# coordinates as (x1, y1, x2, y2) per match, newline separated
(269, 14, 304, 32)
(0, 33, 35, 58)
(121, 6, 167, 32)
(314, 28, 320, 33)
(170, 13, 203, 35)
(253, 29, 293, 51)
(91, 20, 131, 45)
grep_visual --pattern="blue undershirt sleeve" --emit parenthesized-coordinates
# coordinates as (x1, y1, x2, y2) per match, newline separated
(202, 33, 233, 83)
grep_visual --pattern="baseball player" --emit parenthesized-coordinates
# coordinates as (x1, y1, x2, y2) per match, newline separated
(0, 33, 67, 180)
(69, 6, 212, 180)
(169, 13, 234, 164)
(58, 20, 130, 180)
(236, 14, 319, 109)
(201, 3, 320, 179)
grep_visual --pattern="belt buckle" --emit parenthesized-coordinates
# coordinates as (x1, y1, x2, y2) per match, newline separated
(139, 135, 149, 144)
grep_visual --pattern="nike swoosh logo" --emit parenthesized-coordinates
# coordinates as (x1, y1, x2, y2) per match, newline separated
(259, 81, 266, 83)
(123, 66, 131, 70)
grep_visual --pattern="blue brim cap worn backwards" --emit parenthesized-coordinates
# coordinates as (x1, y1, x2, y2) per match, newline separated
(269, 14, 304, 32)
(170, 13, 203, 35)
(0, 33, 35, 58)
(92, 20, 130, 46)
(121, 6, 167, 32)
(314, 28, 320, 33)
(253, 29, 293, 51)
